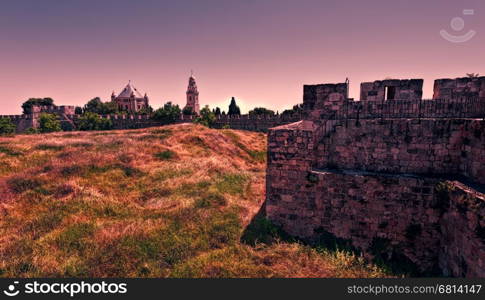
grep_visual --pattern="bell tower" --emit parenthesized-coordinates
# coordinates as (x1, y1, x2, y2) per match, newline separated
(185, 72, 200, 114)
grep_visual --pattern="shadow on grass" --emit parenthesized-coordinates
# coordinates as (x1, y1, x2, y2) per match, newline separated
(241, 203, 435, 277)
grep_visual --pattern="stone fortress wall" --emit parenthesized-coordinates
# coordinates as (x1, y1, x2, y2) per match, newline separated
(2, 76, 484, 276)
(0, 105, 77, 132)
(211, 113, 302, 131)
(266, 76, 485, 277)
(0, 107, 301, 133)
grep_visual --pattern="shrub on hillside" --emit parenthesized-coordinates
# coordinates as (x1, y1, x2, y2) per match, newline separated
(78, 112, 113, 131)
(0, 145, 22, 156)
(21, 97, 54, 114)
(35, 144, 65, 151)
(212, 107, 221, 115)
(23, 128, 39, 134)
(55, 222, 96, 253)
(137, 106, 154, 115)
(39, 113, 62, 133)
(228, 97, 241, 115)
(0, 118, 16, 135)
(7, 177, 44, 194)
(194, 105, 216, 128)
(154, 150, 176, 161)
(182, 106, 195, 116)
(152, 102, 181, 124)
(248, 107, 275, 116)
(83, 97, 118, 115)
(281, 103, 303, 117)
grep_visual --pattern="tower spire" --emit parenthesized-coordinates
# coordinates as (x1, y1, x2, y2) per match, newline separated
(185, 73, 200, 114)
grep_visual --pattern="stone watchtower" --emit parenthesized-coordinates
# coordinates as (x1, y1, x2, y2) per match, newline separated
(185, 74, 200, 114)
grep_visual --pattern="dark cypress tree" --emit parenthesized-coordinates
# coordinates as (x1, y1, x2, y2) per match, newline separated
(228, 97, 241, 115)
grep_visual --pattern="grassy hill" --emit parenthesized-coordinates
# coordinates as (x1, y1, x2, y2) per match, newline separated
(0, 124, 390, 277)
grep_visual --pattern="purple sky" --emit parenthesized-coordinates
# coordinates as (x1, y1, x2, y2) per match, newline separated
(0, 0, 484, 114)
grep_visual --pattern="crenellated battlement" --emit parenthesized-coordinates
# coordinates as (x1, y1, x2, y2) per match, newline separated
(266, 75, 485, 277)
(303, 76, 485, 122)
(0, 115, 33, 119)
(5, 76, 484, 135)
(29, 105, 76, 115)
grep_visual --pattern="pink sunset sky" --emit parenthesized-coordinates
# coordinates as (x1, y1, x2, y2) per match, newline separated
(0, 0, 484, 115)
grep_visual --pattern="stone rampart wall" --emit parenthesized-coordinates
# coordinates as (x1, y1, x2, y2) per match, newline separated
(315, 119, 485, 185)
(266, 119, 485, 277)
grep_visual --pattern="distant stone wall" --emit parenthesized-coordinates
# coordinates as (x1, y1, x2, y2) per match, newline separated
(212, 114, 302, 132)
(76, 114, 301, 132)
(38, 105, 76, 115)
(0, 115, 37, 133)
(1, 112, 302, 133)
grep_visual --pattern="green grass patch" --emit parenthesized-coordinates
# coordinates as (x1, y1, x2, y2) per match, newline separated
(247, 150, 266, 163)
(140, 187, 172, 201)
(150, 129, 172, 135)
(170, 246, 270, 278)
(55, 184, 75, 197)
(154, 150, 176, 161)
(185, 136, 207, 148)
(194, 192, 227, 208)
(137, 129, 172, 141)
(0, 145, 23, 156)
(151, 168, 193, 181)
(177, 180, 211, 198)
(56, 222, 96, 253)
(22, 153, 51, 168)
(215, 173, 249, 195)
(93, 202, 135, 218)
(222, 130, 265, 162)
(83, 207, 241, 277)
(7, 177, 45, 194)
(34, 144, 65, 151)
(119, 165, 144, 177)
(203, 209, 241, 249)
(136, 134, 158, 141)
(21, 210, 66, 239)
(69, 142, 93, 148)
(60, 163, 144, 180)
(60, 165, 83, 177)
(58, 133, 81, 138)
(241, 214, 292, 245)
(96, 140, 124, 150)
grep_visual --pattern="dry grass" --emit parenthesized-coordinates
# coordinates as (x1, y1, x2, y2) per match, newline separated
(0, 124, 391, 278)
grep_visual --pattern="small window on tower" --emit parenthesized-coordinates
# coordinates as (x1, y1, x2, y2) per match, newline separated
(385, 86, 396, 100)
